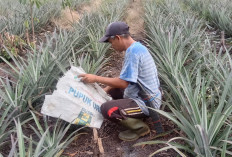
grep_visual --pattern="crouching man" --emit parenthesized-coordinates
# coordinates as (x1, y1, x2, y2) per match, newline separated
(79, 21, 163, 141)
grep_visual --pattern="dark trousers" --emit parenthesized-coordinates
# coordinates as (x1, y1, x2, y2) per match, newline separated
(100, 88, 147, 123)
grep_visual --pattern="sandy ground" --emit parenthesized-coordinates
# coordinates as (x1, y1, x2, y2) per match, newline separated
(52, 0, 102, 29)
(79, 0, 102, 13)
(124, 0, 145, 40)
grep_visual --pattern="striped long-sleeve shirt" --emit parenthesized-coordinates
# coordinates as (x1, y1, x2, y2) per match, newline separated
(120, 42, 161, 115)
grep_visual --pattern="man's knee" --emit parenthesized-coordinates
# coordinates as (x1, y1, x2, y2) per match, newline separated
(101, 101, 121, 120)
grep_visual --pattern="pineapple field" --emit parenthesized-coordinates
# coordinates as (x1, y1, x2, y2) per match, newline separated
(0, 0, 232, 156)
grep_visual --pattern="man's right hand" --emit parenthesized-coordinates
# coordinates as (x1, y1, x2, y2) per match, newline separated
(78, 74, 97, 83)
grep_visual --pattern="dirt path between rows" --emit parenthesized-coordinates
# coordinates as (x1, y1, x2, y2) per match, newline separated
(124, 0, 145, 41)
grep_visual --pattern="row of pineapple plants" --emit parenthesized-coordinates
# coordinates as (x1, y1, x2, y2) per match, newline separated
(138, 0, 232, 156)
(0, 0, 89, 36)
(0, 0, 90, 61)
(183, 0, 232, 37)
(0, 0, 129, 156)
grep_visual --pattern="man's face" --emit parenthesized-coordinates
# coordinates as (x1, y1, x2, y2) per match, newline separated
(108, 36, 124, 52)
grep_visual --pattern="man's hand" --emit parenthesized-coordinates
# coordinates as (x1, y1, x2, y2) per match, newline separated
(78, 74, 97, 83)
(78, 74, 128, 89)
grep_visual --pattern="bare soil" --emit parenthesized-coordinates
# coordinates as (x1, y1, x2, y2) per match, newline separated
(64, 116, 180, 157)
(52, 9, 81, 29)
(78, 0, 102, 14)
(124, 0, 146, 41)
(52, 0, 102, 29)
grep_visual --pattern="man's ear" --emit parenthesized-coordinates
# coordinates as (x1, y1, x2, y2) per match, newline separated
(115, 35, 121, 40)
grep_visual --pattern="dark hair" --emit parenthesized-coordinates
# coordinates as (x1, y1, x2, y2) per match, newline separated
(110, 33, 130, 40)
(122, 33, 130, 38)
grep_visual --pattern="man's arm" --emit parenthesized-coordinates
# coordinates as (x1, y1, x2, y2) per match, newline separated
(78, 74, 129, 89)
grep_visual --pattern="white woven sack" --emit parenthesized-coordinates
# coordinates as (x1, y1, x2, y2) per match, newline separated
(41, 66, 111, 128)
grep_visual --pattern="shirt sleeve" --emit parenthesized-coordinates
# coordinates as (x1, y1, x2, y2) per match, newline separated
(120, 52, 140, 83)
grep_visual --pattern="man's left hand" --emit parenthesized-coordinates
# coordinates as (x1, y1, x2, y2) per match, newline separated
(78, 74, 97, 83)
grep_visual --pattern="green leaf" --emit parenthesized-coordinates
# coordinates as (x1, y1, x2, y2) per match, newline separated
(15, 119, 26, 157)
(35, 0, 42, 8)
